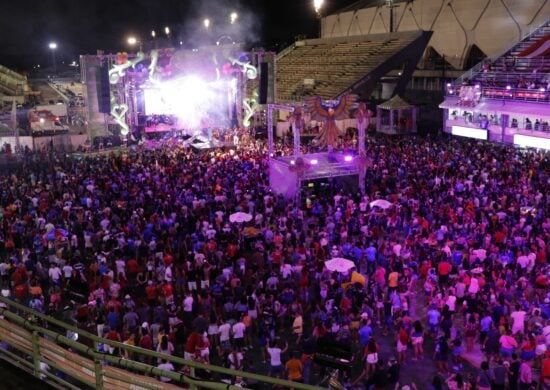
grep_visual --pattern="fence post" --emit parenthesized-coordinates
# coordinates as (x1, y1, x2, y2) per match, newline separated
(94, 341, 104, 389)
(32, 330, 40, 379)
(189, 367, 197, 390)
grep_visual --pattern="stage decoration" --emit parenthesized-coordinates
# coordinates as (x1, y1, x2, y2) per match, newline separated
(242, 96, 258, 128)
(288, 106, 306, 156)
(288, 157, 311, 177)
(109, 51, 145, 84)
(148, 49, 161, 84)
(305, 94, 357, 148)
(116, 52, 129, 65)
(230, 56, 258, 79)
(110, 94, 129, 136)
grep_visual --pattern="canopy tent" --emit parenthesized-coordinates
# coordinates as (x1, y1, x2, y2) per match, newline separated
(376, 95, 418, 134)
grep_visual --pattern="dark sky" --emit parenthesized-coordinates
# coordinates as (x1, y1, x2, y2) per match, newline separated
(0, 0, 358, 71)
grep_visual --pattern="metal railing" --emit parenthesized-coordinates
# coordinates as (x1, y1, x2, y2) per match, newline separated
(454, 18, 550, 86)
(445, 86, 550, 103)
(0, 296, 324, 390)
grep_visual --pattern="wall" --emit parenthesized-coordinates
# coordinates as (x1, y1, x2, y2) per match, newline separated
(322, 0, 550, 69)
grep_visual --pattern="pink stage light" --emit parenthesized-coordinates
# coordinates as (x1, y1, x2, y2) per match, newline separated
(310, 159, 318, 165)
(344, 155, 353, 162)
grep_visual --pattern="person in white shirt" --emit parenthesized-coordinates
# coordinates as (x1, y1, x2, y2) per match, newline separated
(446, 291, 457, 314)
(183, 293, 194, 313)
(62, 263, 74, 280)
(267, 340, 288, 378)
(48, 264, 62, 284)
(232, 318, 246, 349)
(510, 304, 526, 335)
(218, 320, 232, 356)
(157, 360, 175, 382)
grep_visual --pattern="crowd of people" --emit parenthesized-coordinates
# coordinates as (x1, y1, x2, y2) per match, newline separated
(0, 133, 548, 389)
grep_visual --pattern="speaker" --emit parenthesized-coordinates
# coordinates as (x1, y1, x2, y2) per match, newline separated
(97, 64, 111, 114)
(259, 62, 269, 104)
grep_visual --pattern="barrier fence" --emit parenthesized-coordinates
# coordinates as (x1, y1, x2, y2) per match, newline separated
(0, 296, 325, 390)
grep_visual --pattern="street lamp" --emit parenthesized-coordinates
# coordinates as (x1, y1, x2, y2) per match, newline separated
(313, 0, 324, 17)
(48, 42, 57, 75)
(230, 12, 238, 24)
(203, 18, 210, 29)
(164, 26, 170, 36)
(127, 36, 142, 52)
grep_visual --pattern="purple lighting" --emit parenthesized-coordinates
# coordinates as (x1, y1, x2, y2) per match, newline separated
(506, 85, 512, 90)
(344, 155, 353, 162)
(540, 88, 546, 92)
(475, 84, 480, 89)
(446, 83, 451, 87)
(310, 159, 318, 165)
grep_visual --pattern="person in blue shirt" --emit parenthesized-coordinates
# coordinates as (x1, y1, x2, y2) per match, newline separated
(365, 243, 377, 275)
(480, 312, 493, 345)
(358, 320, 373, 347)
(427, 305, 441, 339)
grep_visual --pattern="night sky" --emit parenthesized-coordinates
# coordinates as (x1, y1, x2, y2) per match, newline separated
(0, 0, 358, 71)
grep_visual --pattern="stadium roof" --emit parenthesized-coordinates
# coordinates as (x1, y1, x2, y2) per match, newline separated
(332, 0, 410, 15)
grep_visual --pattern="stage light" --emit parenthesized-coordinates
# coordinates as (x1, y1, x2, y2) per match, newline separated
(539, 88, 546, 92)
(475, 84, 480, 89)
(506, 85, 512, 90)
(40, 118, 45, 124)
(204, 18, 211, 29)
(179, 41, 183, 45)
(446, 83, 451, 87)
(151, 30, 156, 38)
(290, 160, 295, 165)
(310, 159, 318, 165)
(127, 36, 138, 45)
(230, 12, 238, 24)
(344, 155, 353, 162)
(164, 26, 170, 36)
(48, 42, 57, 50)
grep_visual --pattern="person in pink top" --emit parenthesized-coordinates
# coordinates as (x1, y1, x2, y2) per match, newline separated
(499, 329, 518, 360)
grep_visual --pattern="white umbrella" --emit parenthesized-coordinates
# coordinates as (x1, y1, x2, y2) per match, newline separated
(369, 199, 392, 209)
(325, 258, 356, 273)
(229, 212, 253, 223)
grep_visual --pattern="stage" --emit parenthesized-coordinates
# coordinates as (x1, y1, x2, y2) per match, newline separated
(269, 152, 360, 198)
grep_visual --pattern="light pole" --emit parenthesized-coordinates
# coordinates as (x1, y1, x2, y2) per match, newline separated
(313, 0, 324, 37)
(49, 42, 57, 75)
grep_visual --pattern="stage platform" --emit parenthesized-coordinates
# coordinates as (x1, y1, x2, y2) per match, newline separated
(270, 152, 360, 198)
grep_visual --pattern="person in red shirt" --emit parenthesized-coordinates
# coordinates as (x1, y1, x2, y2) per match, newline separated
(145, 280, 157, 304)
(438, 260, 451, 286)
(184, 331, 202, 361)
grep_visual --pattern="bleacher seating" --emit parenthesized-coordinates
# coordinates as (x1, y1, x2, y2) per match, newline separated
(276, 31, 423, 102)
(452, 18, 550, 102)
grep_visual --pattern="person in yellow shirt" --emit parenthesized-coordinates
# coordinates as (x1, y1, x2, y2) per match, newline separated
(285, 352, 303, 382)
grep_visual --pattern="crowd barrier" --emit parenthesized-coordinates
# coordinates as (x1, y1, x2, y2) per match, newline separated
(0, 296, 323, 390)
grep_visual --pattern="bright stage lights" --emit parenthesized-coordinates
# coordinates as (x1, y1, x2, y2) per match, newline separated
(230, 12, 238, 24)
(344, 155, 353, 162)
(204, 18, 211, 29)
(48, 42, 57, 50)
(127, 37, 137, 45)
